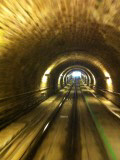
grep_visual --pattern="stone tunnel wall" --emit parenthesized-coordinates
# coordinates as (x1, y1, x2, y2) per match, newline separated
(0, 0, 120, 118)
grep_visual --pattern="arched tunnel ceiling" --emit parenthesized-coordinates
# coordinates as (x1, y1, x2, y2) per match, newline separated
(59, 66, 95, 84)
(49, 57, 104, 90)
(61, 67, 93, 86)
(0, 0, 120, 97)
(44, 53, 115, 90)
(0, 0, 119, 53)
(59, 65, 94, 79)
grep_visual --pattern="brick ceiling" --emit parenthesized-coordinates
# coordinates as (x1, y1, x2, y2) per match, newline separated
(0, 0, 120, 96)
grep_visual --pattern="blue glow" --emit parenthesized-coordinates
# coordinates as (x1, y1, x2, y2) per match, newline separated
(72, 71, 81, 77)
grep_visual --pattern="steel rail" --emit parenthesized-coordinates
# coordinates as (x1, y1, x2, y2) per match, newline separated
(20, 84, 73, 160)
(80, 84, 117, 160)
(0, 85, 73, 160)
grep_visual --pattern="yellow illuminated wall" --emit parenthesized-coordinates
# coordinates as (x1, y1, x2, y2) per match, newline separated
(104, 71, 113, 92)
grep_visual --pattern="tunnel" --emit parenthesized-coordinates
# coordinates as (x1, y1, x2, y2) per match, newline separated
(0, 0, 120, 160)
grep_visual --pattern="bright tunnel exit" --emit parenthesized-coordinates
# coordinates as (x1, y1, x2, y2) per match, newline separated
(72, 71, 81, 78)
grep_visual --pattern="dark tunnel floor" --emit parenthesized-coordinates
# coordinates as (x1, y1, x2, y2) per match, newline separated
(0, 83, 120, 160)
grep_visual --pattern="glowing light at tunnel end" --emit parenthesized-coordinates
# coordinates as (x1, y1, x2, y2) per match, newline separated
(72, 71, 81, 78)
